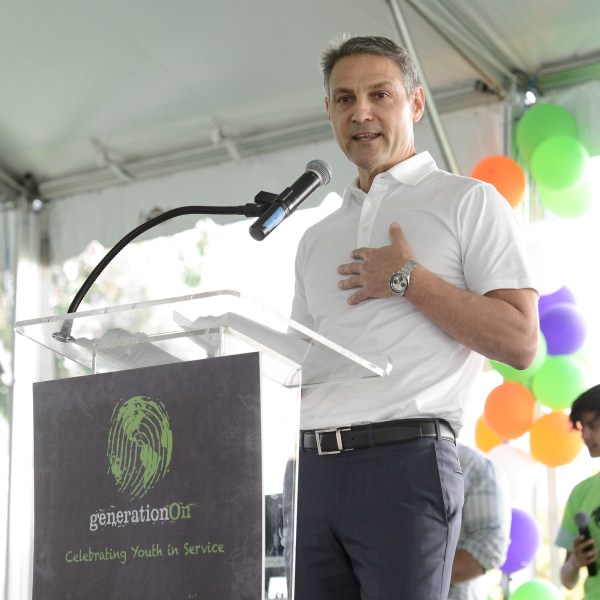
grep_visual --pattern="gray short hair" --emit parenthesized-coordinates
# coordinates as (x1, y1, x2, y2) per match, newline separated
(320, 35, 420, 96)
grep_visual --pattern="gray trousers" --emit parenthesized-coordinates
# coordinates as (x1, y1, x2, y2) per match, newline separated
(292, 436, 463, 600)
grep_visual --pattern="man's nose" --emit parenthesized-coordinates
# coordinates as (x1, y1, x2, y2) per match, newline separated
(351, 98, 373, 123)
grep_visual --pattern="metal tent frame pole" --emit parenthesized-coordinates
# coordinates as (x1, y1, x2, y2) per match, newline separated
(386, 0, 460, 174)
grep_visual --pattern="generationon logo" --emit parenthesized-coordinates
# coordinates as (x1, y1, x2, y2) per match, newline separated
(88, 396, 192, 532)
(88, 500, 193, 532)
(107, 395, 173, 500)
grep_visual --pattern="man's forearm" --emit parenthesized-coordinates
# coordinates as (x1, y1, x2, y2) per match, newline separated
(405, 265, 538, 369)
(336, 222, 538, 368)
(451, 549, 485, 583)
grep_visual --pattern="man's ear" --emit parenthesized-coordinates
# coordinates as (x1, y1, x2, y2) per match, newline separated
(325, 96, 331, 121)
(412, 87, 425, 123)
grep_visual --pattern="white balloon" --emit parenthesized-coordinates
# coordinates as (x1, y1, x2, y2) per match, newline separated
(525, 220, 567, 296)
(488, 443, 536, 503)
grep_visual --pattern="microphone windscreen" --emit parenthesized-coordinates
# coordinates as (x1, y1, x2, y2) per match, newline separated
(306, 160, 332, 185)
(575, 511, 591, 529)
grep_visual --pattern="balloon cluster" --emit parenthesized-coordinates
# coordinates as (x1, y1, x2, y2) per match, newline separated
(484, 284, 588, 466)
(516, 103, 592, 218)
(474, 286, 589, 576)
(470, 102, 594, 218)
(467, 101, 593, 590)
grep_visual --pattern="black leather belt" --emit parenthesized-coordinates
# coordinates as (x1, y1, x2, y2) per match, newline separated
(302, 418, 455, 455)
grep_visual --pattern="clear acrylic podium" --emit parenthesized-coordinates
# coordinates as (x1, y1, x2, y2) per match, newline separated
(16, 290, 391, 599)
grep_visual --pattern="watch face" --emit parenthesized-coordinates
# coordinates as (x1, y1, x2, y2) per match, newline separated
(390, 273, 409, 294)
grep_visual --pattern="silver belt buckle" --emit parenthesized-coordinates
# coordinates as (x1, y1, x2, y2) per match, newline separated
(315, 427, 351, 455)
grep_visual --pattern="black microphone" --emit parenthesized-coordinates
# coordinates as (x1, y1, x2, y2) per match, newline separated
(249, 159, 332, 240)
(575, 511, 597, 576)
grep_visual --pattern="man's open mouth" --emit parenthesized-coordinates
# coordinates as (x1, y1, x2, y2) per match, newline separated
(352, 132, 380, 141)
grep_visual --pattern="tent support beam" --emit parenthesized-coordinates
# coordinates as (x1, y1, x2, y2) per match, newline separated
(386, 0, 460, 174)
(404, 0, 520, 94)
(36, 83, 498, 202)
(0, 165, 26, 205)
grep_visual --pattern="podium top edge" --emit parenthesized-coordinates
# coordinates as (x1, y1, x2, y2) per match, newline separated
(14, 289, 245, 328)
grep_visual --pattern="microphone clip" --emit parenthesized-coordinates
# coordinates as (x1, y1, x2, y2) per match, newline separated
(241, 190, 281, 218)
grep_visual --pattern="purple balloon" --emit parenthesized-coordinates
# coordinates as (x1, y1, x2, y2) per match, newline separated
(540, 302, 587, 355)
(538, 285, 576, 317)
(501, 508, 540, 574)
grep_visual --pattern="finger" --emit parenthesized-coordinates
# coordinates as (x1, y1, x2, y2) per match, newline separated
(338, 276, 361, 290)
(583, 538, 596, 551)
(347, 290, 369, 305)
(352, 248, 366, 260)
(337, 262, 362, 275)
(389, 221, 405, 243)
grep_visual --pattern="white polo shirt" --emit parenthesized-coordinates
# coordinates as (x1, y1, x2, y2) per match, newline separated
(291, 151, 536, 432)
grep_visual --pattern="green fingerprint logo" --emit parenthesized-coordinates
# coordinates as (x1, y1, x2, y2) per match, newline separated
(107, 396, 173, 500)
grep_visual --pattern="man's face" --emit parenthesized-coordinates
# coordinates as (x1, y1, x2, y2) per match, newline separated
(325, 53, 425, 190)
(577, 410, 600, 457)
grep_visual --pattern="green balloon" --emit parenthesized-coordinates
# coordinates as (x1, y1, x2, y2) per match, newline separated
(531, 135, 589, 190)
(539, 177, 593, 218)
(532, 355, 588, 410)
(516, 103, 578, 164)
(490, 333, 547, 388)
(510, 578, 562, 600)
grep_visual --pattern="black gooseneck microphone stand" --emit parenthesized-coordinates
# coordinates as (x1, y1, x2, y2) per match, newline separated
(52, 191, 279, 344)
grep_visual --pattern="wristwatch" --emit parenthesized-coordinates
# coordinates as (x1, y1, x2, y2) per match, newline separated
(389, 260, 418, 296)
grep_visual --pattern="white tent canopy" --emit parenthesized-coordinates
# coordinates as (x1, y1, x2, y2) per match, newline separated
(1, 0, 599, 208)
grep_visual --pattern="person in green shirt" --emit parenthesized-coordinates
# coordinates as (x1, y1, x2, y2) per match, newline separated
(556, 384, 600, 597)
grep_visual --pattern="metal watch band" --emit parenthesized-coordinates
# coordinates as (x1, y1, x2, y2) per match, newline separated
(389, 260, 418, 296)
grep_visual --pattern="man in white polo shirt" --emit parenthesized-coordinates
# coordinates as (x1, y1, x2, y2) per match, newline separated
(289, 35, 538, 600)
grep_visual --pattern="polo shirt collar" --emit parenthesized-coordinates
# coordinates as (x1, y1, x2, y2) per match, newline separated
(343, 151, 438, 202)
(387, 151, 437, 185)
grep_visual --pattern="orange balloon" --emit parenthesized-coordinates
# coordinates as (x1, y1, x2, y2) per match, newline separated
(530, 411, 584, 467)
(475, 415, 502, 452)
(484, 381, 536, 440)
(471, 155, 526, 208)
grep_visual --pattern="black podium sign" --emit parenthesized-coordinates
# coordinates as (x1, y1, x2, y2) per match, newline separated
(33, 353, 263, 600)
